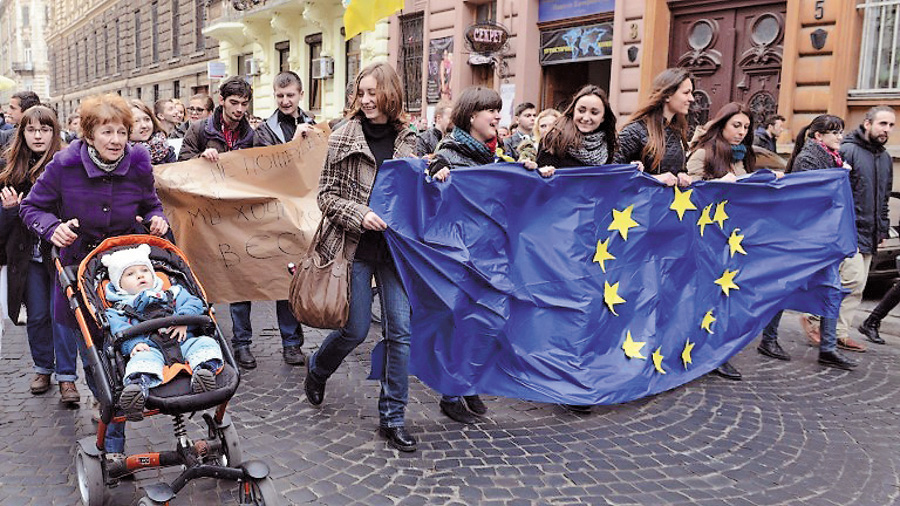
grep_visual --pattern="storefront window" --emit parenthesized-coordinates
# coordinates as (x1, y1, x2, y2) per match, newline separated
(346, 35, 361, 107)
(856, 0, 900, 93)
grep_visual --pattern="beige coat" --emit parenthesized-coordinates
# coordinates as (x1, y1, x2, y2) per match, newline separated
(686, 147, 747, 181)
(316, 117, 417, 263)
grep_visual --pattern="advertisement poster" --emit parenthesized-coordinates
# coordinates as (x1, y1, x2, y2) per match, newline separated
(427, 37, 453, 104)
(540, 22, 613, 66)
(538, 0, 614, 23)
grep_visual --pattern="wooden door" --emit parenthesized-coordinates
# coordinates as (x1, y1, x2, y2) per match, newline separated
(668, 2, 786, 130)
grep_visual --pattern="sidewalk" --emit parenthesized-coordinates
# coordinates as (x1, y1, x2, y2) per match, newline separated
(1, 300, 899, 505)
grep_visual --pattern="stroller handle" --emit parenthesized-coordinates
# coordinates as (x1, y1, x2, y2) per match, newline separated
(115, 315, 213, 341)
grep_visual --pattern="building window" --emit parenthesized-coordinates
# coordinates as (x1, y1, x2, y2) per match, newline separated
(307, 33, 323, 112)
(172, 0, 180, 57)
(24, 40, 31, 64)
(151, 1, 159, 63)
(116, 19, 121, 73)
(346, 34, 361, 106)
(134, 10, 142, 68)
(153, 84, 160, 103)
(856, 0, 900, 93)
(104, 26, 110, 74)
(399, 13, 424, 112)
(21, 5, 29, 25)
(94, 30, 99, 75)
(195, 0, 206, 51)
(276, 40, 290, 72)
(137, 87, 142, 100)
(476, 1, 497, 22)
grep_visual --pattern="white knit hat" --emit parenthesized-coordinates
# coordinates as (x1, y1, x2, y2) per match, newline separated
(101, 244, 155, 292)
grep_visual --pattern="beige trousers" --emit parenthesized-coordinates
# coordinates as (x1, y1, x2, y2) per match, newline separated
(808, 252, 871, 339)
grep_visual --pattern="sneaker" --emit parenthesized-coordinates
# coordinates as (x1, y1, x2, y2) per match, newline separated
(59, 381, 80, 404)
(118, 383, 146, 422)
(30, 373, 51, 395)
(837, 336, 867, 353)
(191, 368, 217, 393)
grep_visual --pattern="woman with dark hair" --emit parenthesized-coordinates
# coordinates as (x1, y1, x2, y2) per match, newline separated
(0, 106, 80, 403)
(304, 62, 420, 452)
(614, 68, 695, 186)
(20, 93, 170, 458)
(763, 114, 861, 371)
(129, 99, 176, 165)
(686, 102, 757, 182)
(536, 85, 617, 168)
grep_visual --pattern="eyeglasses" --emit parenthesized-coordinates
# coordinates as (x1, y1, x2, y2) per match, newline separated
(24, 126, 53, 135)
(827, 130, 844, 136)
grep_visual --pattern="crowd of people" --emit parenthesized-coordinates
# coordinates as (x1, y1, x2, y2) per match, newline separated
(0, 61, 896, 456)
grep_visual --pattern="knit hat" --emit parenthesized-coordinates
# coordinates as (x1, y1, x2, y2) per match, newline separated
(101, 244, 155, 292)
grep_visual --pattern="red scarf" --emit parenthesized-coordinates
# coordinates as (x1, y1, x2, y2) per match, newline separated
(815, 140, 844, 167)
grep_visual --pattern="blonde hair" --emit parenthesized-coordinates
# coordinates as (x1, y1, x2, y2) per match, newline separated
(532, 108, 561, 143)
(80, 94, 134, 141)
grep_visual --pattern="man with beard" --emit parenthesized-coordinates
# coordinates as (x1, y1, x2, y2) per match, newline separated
(804, 106, 896, 352)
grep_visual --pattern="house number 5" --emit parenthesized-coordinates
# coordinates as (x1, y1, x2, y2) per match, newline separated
(814, 0, 825, 20)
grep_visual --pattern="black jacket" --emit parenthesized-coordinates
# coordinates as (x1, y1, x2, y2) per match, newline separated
(428, 136, 494, 176)
(753, 126, 777, 153)
(0, 180, 47, 323)
(613, 120, 686, 175)
(253, 109, 315, 147)
(841, 128, 893, 254)
(178, 107, 255, 160)
(416, 127, 444, 157)
(502, 130, 529, 160)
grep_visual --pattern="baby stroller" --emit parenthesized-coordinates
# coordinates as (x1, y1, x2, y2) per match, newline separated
(54, 235, 280, 505)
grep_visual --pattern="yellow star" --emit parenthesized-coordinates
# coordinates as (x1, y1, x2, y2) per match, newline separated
(681, 340, 695, 369)
(715, 269, 740, 296)
(701, 309, 716, 333)
(607, 205, 639, 241)
(728, 228, 747, 257)
(592, 237, 616, 273)
(669, 186, 697, 221)
(697, 204, 714, 237)
(652, 347, 666, 374)
(713, 200, 729, 229)
(622, 330, 646, 360)
(604, 280, 626, 316)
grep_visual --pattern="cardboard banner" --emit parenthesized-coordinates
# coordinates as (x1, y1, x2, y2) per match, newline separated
(153, 130, 329, 303)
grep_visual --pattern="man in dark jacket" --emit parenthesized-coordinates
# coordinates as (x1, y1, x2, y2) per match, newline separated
(753, 114, 784, 153)
(241, 71, 311, 367)
(502, 102, 536, 160)
(416, 101, 452, 157)
(842, 106, 896, 345)
(0, 91, 41, 162)
(178, 77, 254, 162)
(254, 71, 315, 147)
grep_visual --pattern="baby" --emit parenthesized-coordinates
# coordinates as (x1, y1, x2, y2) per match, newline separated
(102, 244, 223, 421)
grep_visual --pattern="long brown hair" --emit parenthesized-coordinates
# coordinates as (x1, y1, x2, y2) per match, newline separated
(129, 99, 167, 138)
(346, 61, 409, 130)
(542, 85, 617, 162)
(688, 102, 757, 179)
(0, 106, 62, 187)
(785, 114, 845, 173)
(624, 68, 693, 172)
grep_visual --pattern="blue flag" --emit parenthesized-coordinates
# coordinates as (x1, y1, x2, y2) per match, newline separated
(369, 160, 857, 405)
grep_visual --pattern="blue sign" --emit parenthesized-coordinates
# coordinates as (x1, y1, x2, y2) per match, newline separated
(538, 0, 615, 23)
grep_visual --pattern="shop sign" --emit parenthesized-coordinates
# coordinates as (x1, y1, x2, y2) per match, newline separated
(464, 21, 509, 55)
(540, 22, 613, 66)
(538, 0, 615, 24)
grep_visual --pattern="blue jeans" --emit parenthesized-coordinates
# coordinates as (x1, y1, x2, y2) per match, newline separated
(308, 260, 411, 428)
(762, 310, 838, 352)
(229, 300, 303, 349)
(25, 261, 79, 382)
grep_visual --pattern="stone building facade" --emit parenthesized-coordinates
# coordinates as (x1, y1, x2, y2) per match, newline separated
(45, 0, 219, 121)
(0, 0, 51, 106)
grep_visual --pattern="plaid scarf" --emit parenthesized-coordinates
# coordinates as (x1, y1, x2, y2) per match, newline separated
(451, 128, 494, 165)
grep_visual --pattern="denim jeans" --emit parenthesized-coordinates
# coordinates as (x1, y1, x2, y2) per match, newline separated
(229, 300, 304, 350)
(309, 260, 411, 428)
(762, 310, 837, 352)
(25, 261, 79, 382)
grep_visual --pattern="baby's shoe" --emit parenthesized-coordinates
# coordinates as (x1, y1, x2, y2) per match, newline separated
(191, 368, 217, 393)
(118, 383, 146, 422)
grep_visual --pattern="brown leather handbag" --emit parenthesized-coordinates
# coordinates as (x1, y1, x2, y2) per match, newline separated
(289, 219, 357, 329)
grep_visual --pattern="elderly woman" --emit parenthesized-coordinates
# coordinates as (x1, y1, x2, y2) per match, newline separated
(19, 93, 169, 458)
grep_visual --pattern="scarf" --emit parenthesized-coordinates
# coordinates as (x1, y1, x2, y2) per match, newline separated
(731, 144, 747, 161)
(567, 130, 609, 165)
(135, 132, 171, 165)
(452, 128, 494, 164)
(87, 145, 125, 173)
(815, 140, 844, 167)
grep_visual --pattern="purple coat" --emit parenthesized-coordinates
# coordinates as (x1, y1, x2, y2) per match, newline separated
(19, 139, 166, 325)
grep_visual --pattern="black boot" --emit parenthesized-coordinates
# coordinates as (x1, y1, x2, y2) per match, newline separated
(858, 316, 885, 345)
(713, 361, 742, 381)
(440, 399, 477, 424)
(463, 395, 487, 415)
(818, 350, 858, 370)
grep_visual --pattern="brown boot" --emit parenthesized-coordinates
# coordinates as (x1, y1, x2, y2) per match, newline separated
(59, 381, 80, 404)
(30, 373, 51, 394)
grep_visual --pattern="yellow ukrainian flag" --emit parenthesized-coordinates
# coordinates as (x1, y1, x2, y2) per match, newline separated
(343, 0, 404, 40)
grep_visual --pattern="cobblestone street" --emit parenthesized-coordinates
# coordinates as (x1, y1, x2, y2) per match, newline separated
(1, 300, 899, 505)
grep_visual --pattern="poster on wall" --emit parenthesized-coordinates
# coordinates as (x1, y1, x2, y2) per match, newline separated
(540, 22, 613, 66)
(538, 0, 614, 23)
(427, 37, 453, 104)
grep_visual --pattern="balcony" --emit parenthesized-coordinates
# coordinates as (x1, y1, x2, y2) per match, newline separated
(11, 61, 34, 73)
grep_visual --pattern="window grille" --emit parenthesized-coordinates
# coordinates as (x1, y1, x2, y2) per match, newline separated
(399, 13, 424, 112)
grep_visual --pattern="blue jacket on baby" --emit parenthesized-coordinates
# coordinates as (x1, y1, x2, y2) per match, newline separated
(105, 277, 206, 357)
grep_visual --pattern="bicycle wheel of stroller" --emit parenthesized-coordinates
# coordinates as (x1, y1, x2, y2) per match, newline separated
(219, 418, 243, 467)
(243, 476, 282, 505)
(74, 446, 105, 506)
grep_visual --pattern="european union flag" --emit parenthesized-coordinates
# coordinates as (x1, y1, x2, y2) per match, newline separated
(369, 160, 857, 405)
